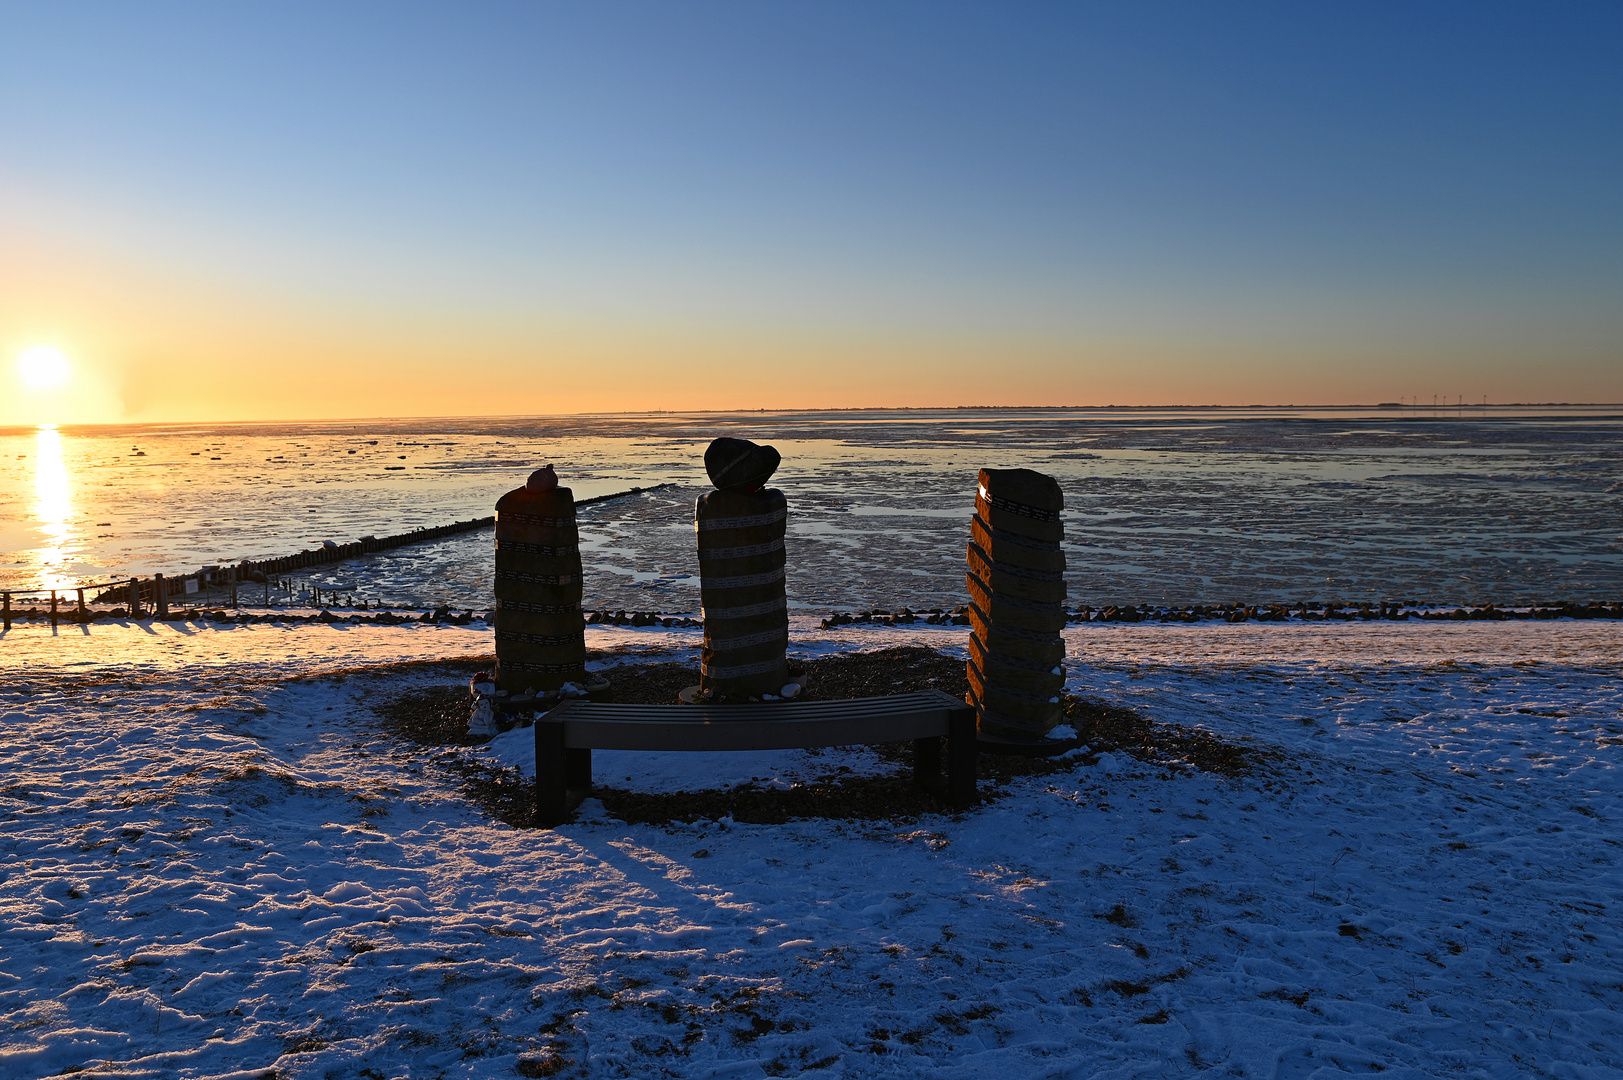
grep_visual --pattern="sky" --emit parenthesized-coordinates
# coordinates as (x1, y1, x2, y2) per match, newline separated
(1, 1, 1620, 423)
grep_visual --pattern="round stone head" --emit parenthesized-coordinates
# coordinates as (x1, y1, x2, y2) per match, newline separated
(526, 464, 559, 491)
(704, 438, 780, 491)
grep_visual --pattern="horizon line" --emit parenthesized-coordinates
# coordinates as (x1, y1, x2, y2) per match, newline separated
(6, 401, 1623, 432)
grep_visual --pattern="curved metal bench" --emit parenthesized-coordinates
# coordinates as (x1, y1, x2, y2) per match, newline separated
(533, 690, 978, 824)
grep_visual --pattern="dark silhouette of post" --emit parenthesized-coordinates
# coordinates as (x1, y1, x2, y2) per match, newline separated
(493, 465, 586, 695)
(697, 438, 789, 700)
(965, 468, 1067, 740)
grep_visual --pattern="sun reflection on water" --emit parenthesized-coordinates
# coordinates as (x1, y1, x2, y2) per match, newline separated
(32, 424, 75, 590)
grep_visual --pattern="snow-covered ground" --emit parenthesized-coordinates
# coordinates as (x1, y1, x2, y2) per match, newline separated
(2, 618, 1620, 1079)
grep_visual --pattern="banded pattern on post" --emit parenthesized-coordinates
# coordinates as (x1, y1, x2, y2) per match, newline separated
(697, 488, 789, 697)
(494, 485, 585, 692)
(965, 468, 1067, 738)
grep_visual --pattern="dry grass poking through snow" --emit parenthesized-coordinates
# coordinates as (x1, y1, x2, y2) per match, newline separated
(371, 646, 1273, 827)
(1061, 695, 1280, 778)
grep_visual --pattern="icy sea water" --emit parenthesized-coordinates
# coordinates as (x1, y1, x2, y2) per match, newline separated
(1, 407, 1620, 612)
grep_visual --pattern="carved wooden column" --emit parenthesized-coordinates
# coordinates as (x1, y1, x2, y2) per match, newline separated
(697, 438, 789, 700)
(966, 468, 1067, 739)
(494, 465, 586, 694)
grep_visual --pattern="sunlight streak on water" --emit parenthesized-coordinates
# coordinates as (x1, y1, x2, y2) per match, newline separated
(31, 424, 75, 591)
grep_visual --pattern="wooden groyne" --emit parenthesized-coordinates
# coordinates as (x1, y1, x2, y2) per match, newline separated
(223, 483, 675, 585)
(229, 517, 491, 580)
(55, 483, 676, 610)
(227, 482, 673, 582)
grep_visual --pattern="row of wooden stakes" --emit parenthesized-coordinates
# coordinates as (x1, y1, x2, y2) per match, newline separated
(1, 485, 678, 633)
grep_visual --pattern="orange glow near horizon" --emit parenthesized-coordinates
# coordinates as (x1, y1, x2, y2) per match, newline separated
(3, 238, 1620, 424)
(3, 226, 1621, 424)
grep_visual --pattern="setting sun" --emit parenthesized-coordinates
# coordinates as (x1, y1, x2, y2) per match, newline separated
(16, 345, 72, 391)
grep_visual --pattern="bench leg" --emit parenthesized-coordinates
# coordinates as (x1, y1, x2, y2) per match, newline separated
(566, 747, 592, 790)
(946, 707, 978, 807)
(534, 719, 572, 826)
(912, 736, 942, 789)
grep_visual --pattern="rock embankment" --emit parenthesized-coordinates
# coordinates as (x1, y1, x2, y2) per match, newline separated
(820, 601, 1623, 628)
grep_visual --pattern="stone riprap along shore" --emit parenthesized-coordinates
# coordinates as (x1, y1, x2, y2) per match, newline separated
(7, 599, 1613, 629)
(817, 600, 1623, 628)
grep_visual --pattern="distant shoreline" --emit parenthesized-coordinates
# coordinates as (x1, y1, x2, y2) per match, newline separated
(6, 402, 1623, 435)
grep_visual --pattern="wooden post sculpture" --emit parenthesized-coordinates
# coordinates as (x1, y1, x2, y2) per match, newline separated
(697, 437, 790, 700)
(966, 468, 1067, 740)
(494, 465, 586, 695)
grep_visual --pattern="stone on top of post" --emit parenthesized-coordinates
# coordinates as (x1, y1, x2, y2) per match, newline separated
(966, 467, 1068, 741)
(696, 438, 790, 701)
(493, 464, 586, 695)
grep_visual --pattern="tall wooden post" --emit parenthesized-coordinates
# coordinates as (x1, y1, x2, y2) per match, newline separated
(966, 468, 1068, 740)
(493, 465, 586, 694)
(3, 592, 9, 630)
(128, 578, 141, 617)
(76, 588, 86, 621)
(154, 573, 168, 618)
(697, 438, 789, 700)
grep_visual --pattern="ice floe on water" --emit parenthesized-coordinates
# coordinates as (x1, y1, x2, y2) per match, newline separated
(5, 409, 1621, 609)
(1, 619, 1620, 1077)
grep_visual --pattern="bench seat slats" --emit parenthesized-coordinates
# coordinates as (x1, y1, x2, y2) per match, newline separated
(532, 689, 978, 823)
(546, 689, 965, 726)
(563, 712, 952, 751)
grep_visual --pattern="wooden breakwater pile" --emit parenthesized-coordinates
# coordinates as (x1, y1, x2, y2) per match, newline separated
(79, 483, 675, 607)
(233, 517, 493, 579)
(83, 518, 496, 605)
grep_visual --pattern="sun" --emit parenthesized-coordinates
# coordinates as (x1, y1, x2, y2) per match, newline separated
(17, 345, 72, 390)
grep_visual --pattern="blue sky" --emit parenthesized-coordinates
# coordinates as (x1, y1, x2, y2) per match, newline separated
(1, 1, 1619, 419)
